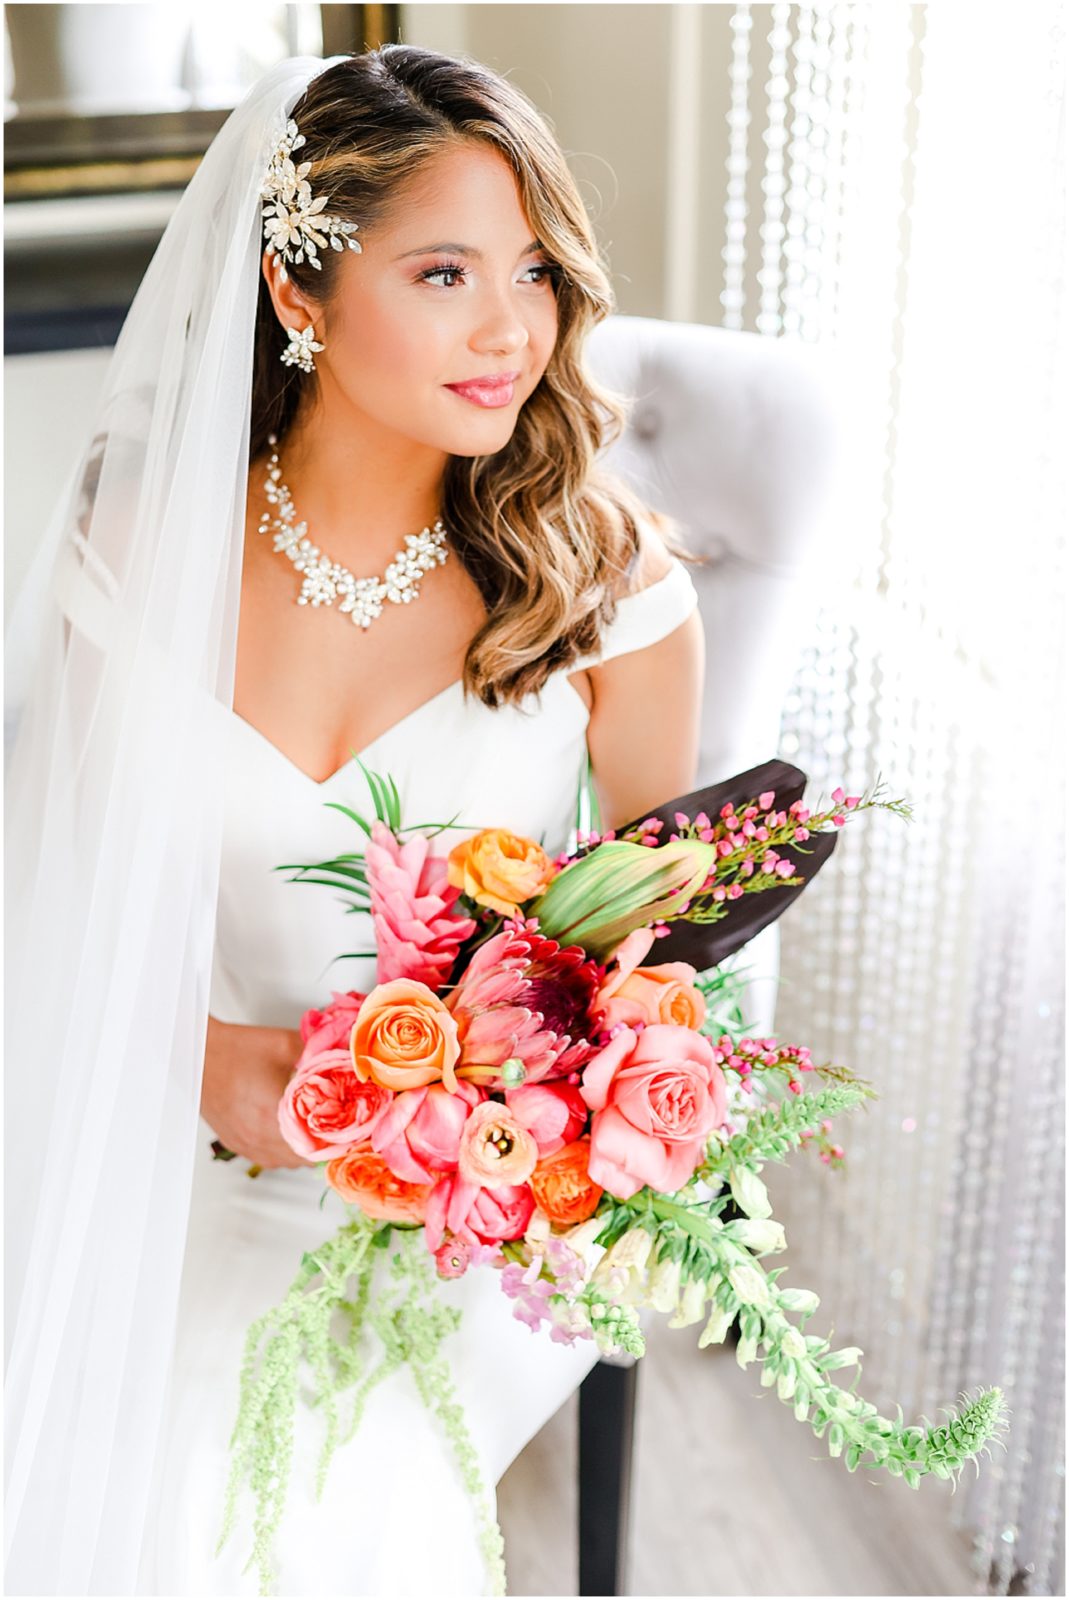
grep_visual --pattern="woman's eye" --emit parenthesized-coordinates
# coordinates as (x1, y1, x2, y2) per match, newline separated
(420, 263, 467, 287)
(418, 262, 557, 288)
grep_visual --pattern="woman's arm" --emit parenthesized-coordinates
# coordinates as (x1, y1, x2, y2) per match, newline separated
(584, 534, 705, 833)
(202, 1015, 316, 1169)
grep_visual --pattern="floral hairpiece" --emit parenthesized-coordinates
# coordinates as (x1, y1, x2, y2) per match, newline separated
(260, 116, 363, 282)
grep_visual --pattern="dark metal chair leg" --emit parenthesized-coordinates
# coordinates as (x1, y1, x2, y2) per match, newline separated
(578, 1358, 638, 1596)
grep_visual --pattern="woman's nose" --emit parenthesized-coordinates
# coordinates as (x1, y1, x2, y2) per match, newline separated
(469, 291, 531, 356)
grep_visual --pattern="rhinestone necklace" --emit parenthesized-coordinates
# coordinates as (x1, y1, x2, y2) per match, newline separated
(259, 433, 450, 630)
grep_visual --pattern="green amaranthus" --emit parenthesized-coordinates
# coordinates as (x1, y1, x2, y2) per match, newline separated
(216, 1219, 507, 1598)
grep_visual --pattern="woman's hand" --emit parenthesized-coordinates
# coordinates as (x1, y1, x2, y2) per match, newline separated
(201, 1014, 316, 1169)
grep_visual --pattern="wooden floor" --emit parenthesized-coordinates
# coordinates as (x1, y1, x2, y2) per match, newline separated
(497, 1319, 980, 1597)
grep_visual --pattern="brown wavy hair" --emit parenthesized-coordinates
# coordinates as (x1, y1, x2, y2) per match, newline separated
(250, 44, 696, 708)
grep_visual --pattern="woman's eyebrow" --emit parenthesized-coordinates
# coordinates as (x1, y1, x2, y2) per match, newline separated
(394, 239, 544, 261)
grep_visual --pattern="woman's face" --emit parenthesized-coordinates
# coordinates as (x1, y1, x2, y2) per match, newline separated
(265, 141, 561, 458)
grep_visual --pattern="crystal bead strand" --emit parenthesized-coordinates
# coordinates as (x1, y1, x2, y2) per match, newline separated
(757, 5, 792, 337)
(954, 803, 1028, 1587)
(781, 1, 817, 340)
(720, 7, 753, 330)
(813, 3, 850, 347)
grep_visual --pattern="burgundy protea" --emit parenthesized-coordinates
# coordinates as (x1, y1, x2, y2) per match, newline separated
(445, 916, 605, 1088)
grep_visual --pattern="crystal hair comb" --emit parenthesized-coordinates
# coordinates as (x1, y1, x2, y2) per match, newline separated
(260, 116, 363, 281)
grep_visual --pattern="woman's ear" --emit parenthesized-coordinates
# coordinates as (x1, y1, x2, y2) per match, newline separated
(260, 250, 321, 335)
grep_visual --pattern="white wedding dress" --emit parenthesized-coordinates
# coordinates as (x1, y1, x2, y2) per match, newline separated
(134, 558, 698, 1597)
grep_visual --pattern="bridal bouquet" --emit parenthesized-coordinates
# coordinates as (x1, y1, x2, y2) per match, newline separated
(217, 760, 1007, 1596)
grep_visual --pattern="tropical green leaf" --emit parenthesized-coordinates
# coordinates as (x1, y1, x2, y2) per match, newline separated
(384, 773, 402, 830)
(282, 861, 368, 885)
(321, 801, 374, 835)
(282, 875, 370, 897)
(352, 756, 390, 822)
(400, 810, 464, 837)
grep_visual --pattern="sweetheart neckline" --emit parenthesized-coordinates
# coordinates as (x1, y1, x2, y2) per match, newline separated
(220, 561, 685, 787)
(224, 671, 591, 788)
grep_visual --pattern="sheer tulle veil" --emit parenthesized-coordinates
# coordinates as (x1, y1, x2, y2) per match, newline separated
(4, 55, 349, 1593)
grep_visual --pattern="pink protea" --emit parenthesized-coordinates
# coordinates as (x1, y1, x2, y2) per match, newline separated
(445, 919, 604, 1089)
(365, 818, 477, 988)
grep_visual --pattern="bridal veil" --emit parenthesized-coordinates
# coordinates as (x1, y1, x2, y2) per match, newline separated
(4, 55, 348, 1593)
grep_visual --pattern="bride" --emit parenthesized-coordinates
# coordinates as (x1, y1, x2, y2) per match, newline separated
(5, 45, 702, 1595)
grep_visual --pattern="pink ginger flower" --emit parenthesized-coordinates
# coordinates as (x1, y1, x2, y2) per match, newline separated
(365, 818, 477, 988)
(445, 922, 604, 1089)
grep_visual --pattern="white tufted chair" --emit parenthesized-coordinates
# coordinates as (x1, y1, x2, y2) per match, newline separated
(586, 314, 845, 1043)
(577, 313, 845, 1597)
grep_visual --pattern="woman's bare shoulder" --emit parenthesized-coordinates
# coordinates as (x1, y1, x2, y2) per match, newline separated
(609, 508, 676, 600)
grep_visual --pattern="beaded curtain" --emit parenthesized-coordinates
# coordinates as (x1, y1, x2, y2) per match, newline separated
(719, 4, 1065, 1593)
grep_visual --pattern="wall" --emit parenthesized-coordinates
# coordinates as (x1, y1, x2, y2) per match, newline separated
(401, 3, 676, 318)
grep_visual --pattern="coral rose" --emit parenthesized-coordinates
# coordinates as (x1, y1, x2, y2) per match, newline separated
(457, 1100, 539, 1187)
(446, 829, 557, 917)
(598, 927, 706, 1030)
(530, 1138, 603, 1226)
(278, 1048, 391, 1160)
(350, 978, 461, 1093)
(371, 1079, 482, 1183)
(298, 990, 368, 1055)
(424, 1172, 535, 1250)
(580, 1023, 728, 1200)
(325, 1145, 432, 1223)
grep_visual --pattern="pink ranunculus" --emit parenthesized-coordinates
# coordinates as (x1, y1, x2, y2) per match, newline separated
(505, 1081, 588, 1156)
(424, 1172, 535, 1251)
(299, 990, 368, 1055)
(580, 1023, 728, 1201)
(457, 1101, 539, 1186)
(278, 1048, 391, 1160)
(370, 1078, 482, 1184)
(365, 819, 477, 989)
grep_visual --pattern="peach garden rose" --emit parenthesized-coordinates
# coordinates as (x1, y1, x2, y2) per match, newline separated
(597, 926, 706, 1030)
(446, 827, 557, 917)
(349, 977, 461, 1093)
(325, 1145, 433, 1224)
(529, 1137, 603, 1227)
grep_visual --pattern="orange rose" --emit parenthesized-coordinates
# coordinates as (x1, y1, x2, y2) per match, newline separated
(530, 1138, 603, 1227)
(597, 927, 706, 1030)
(350, 978, 461, 1093)
(446, 828, 557, 917)
(325, 1145, 432, 1223)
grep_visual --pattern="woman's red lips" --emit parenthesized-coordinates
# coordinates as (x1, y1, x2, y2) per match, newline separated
(444, 372, 521, 409)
